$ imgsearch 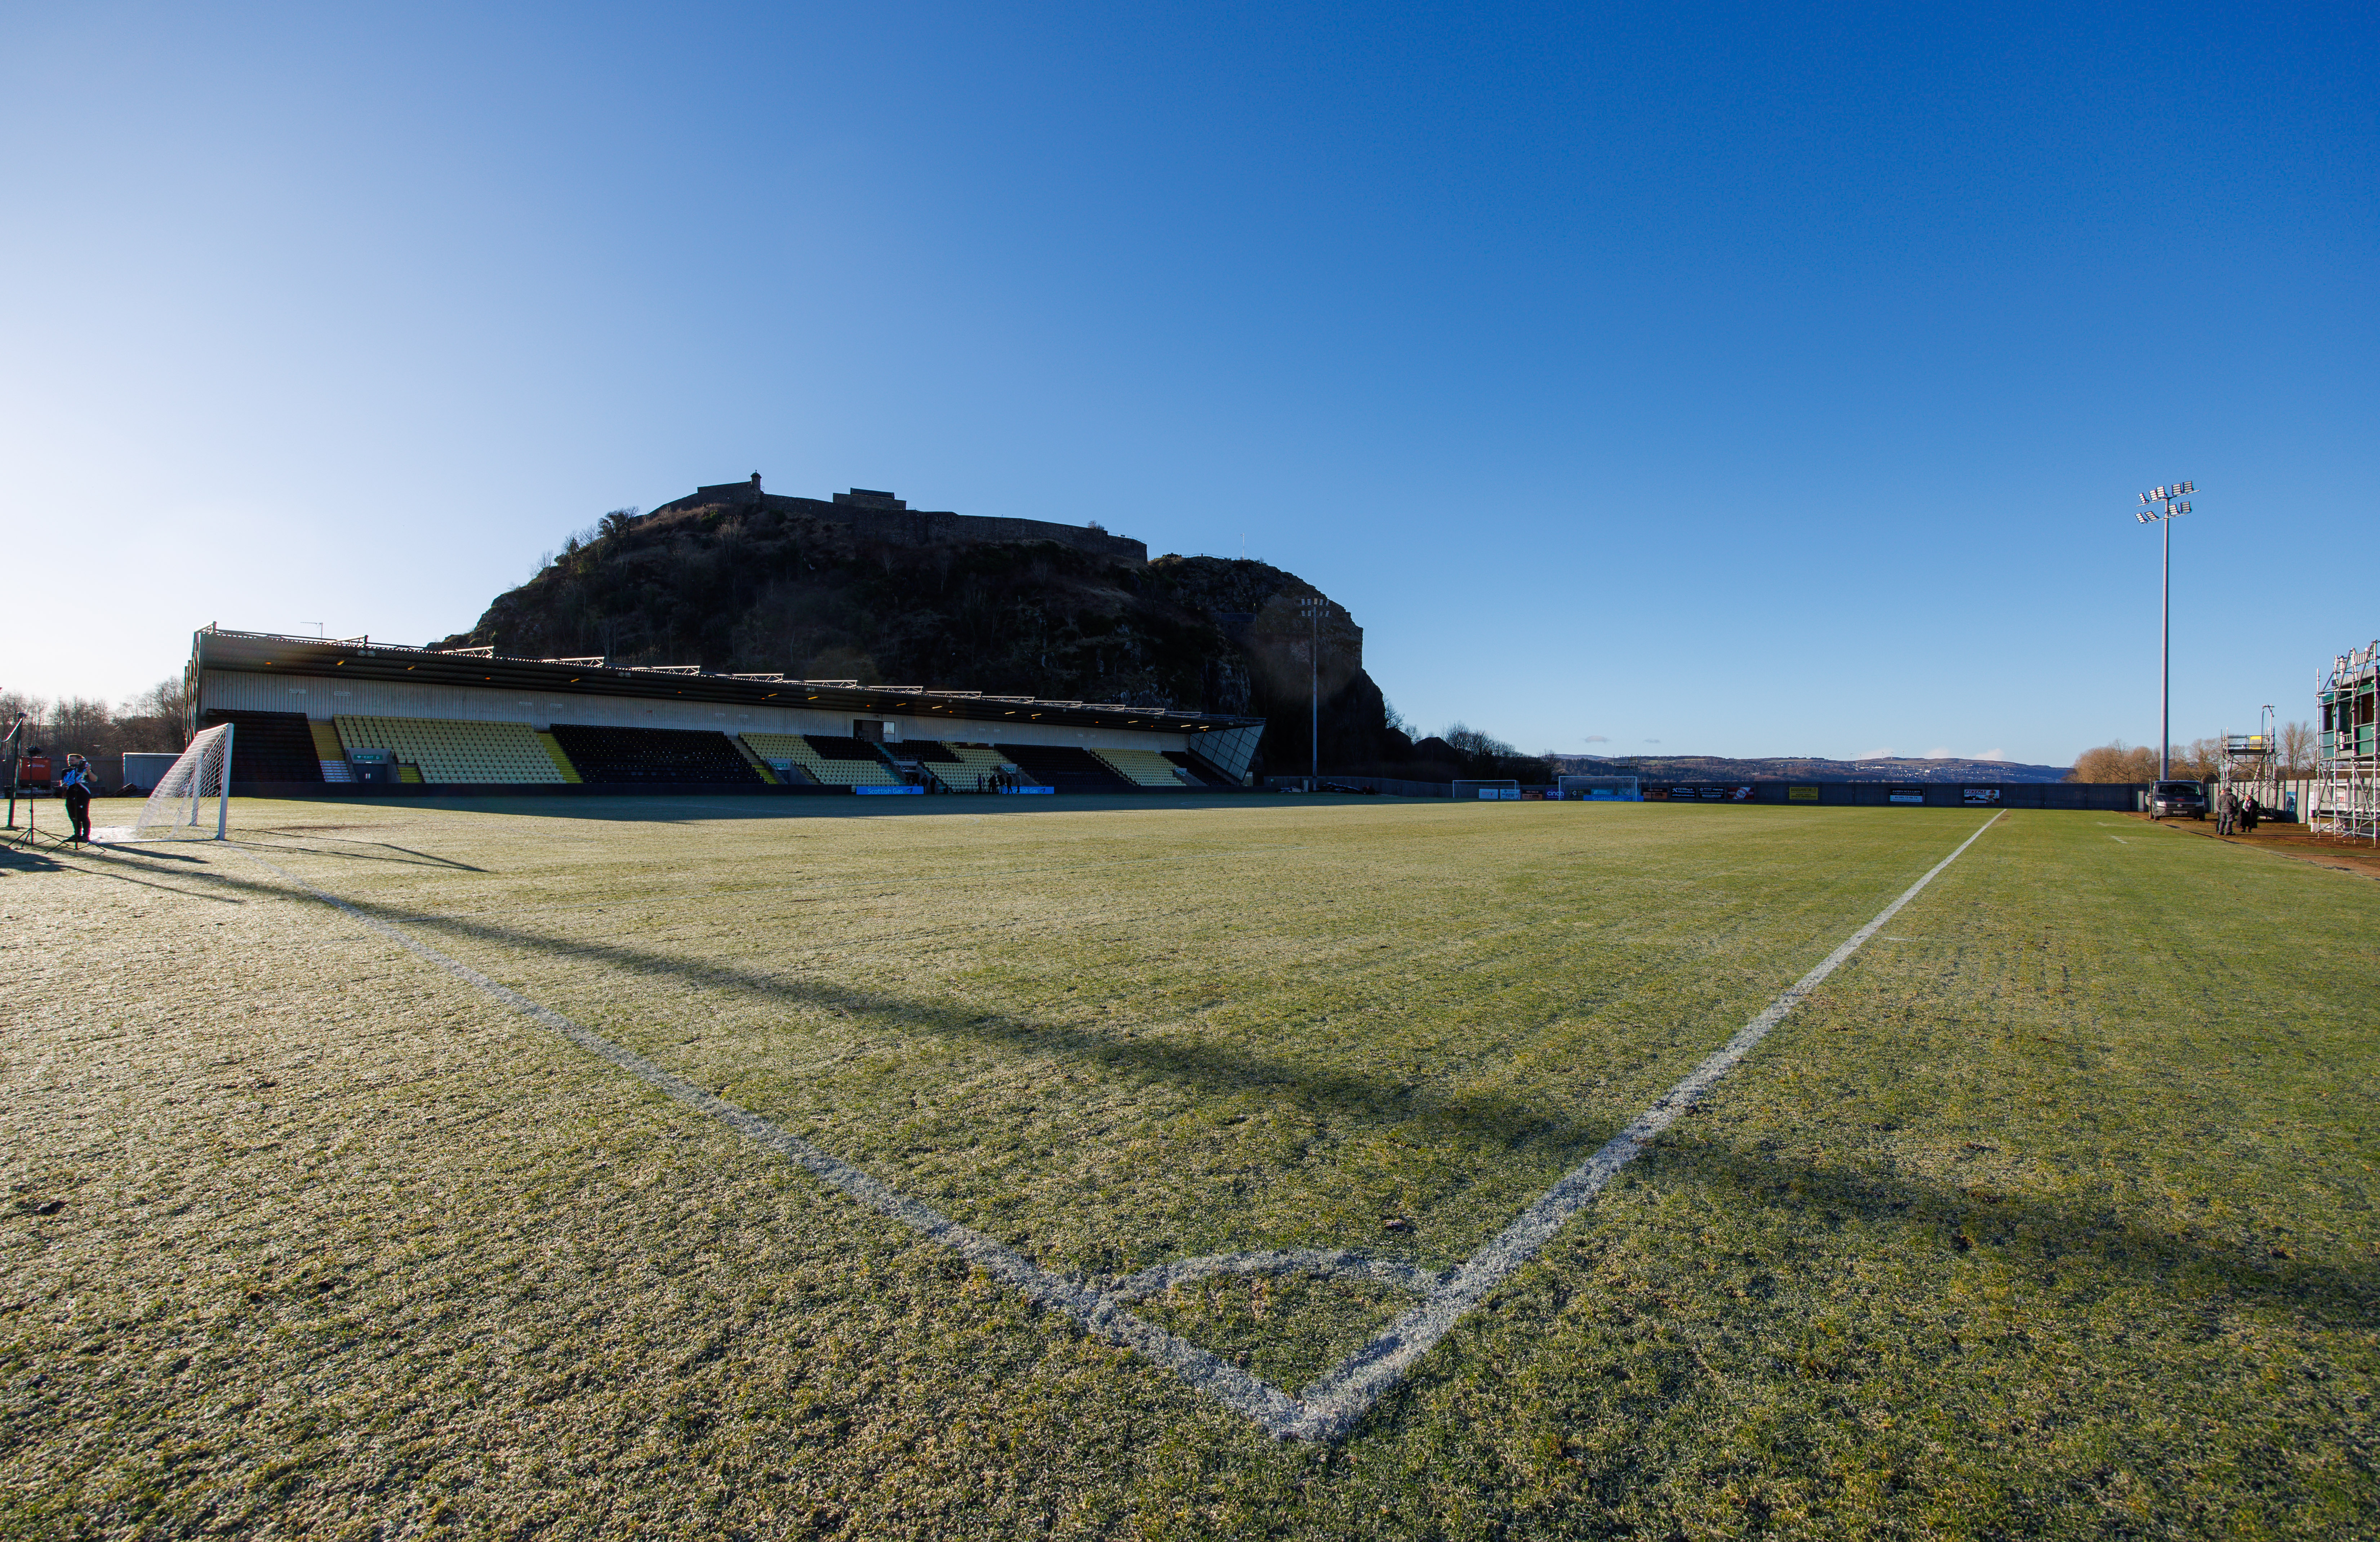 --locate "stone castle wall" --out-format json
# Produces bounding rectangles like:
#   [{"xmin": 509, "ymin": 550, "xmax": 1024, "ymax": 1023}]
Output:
[{"xmin": 651, "ymin": 479, "xmax": 1148, "ymax": 564}]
